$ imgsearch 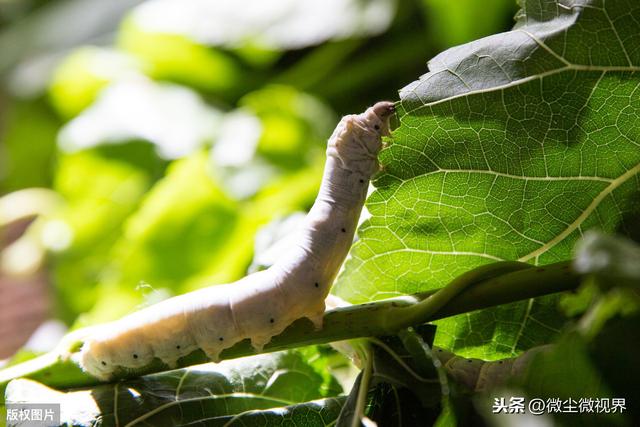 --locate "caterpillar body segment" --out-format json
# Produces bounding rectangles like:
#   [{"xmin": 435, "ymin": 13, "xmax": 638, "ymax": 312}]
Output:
[{"xmin": 80, "ymin": 102, "xmax": 395, "ymax": 380}]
